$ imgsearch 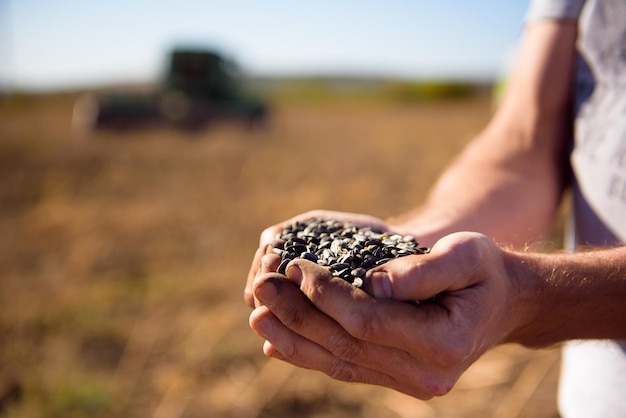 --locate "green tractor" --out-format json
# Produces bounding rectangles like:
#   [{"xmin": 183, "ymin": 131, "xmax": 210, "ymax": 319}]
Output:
[{"xmin": 73, "ymin": 48, "xmax": 268, "ymax": 132}]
